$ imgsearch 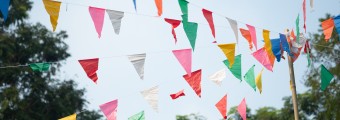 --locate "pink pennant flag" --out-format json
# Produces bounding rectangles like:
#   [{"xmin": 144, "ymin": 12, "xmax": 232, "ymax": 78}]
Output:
[
  {"xmin": 215, "ymin": 94, "xmax": 227, "ymax": 119},
  {"xmin": 164, "ymin": 18, "xmax": 181, "ymax": 44},
  {"xmin": 99, "ymin": 99, "xmax": 118, "ymax": 120},
  {"xmin": 183, "ymin": 69, "xmax": 202, "ymax": 98},
  {"xmin": 246, "ymin": 24, "xmax": 257, "ymax": 50},
  {"xmin": 89, "ymin": 7, "xmax": 105, "ymax": 38},
  {"xmin": 173, "ymin": 49, "xmax": 192, "ymax": 76},
  {"xmin": 237, "ymin": 98, "xmax": 247, "ymax": 120},
  {"xmin": 78, "ymin": 58, "xmax": 99, "ymax": 83},
  {"xmin": 252, "ymin": 48, "xmax": 273, "ymax": 71},
  {"xmin": 170, "ymin": 89, "xmax": 185, "ymax": 100},
  {"xmin": 202, "ymin": 9, "xmax": 216, "ymax": 42}
]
